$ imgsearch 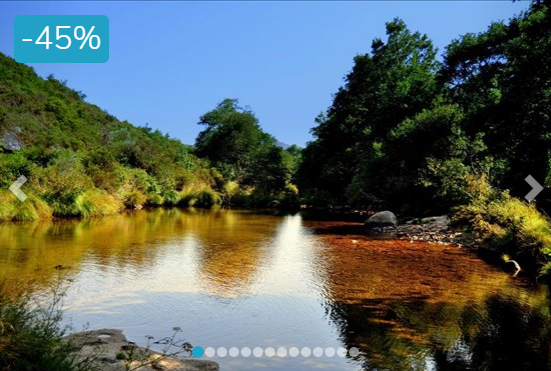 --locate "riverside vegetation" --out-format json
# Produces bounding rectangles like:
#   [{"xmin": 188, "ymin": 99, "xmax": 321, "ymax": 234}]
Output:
[
  {"xmin": 1, "ymin": 2, "xmax": 551, "ymax": 277},
  {"xmin": 298, "ymin": 1, "xmax": 551, "ymax": 277},
  {"xmin": 0, "ymin": 56, "xmax": 301, "ymax": 220}
]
